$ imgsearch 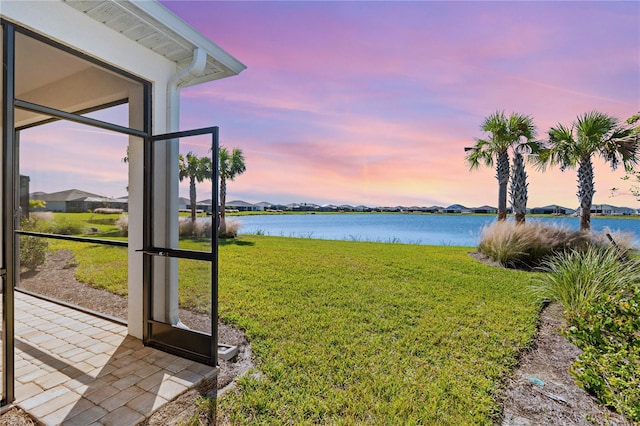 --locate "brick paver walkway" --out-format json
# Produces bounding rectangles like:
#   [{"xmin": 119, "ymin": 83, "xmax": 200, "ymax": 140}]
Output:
[{"xmin": 4, "ymin": 292, "xmax": 217, "ymax": 425}]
